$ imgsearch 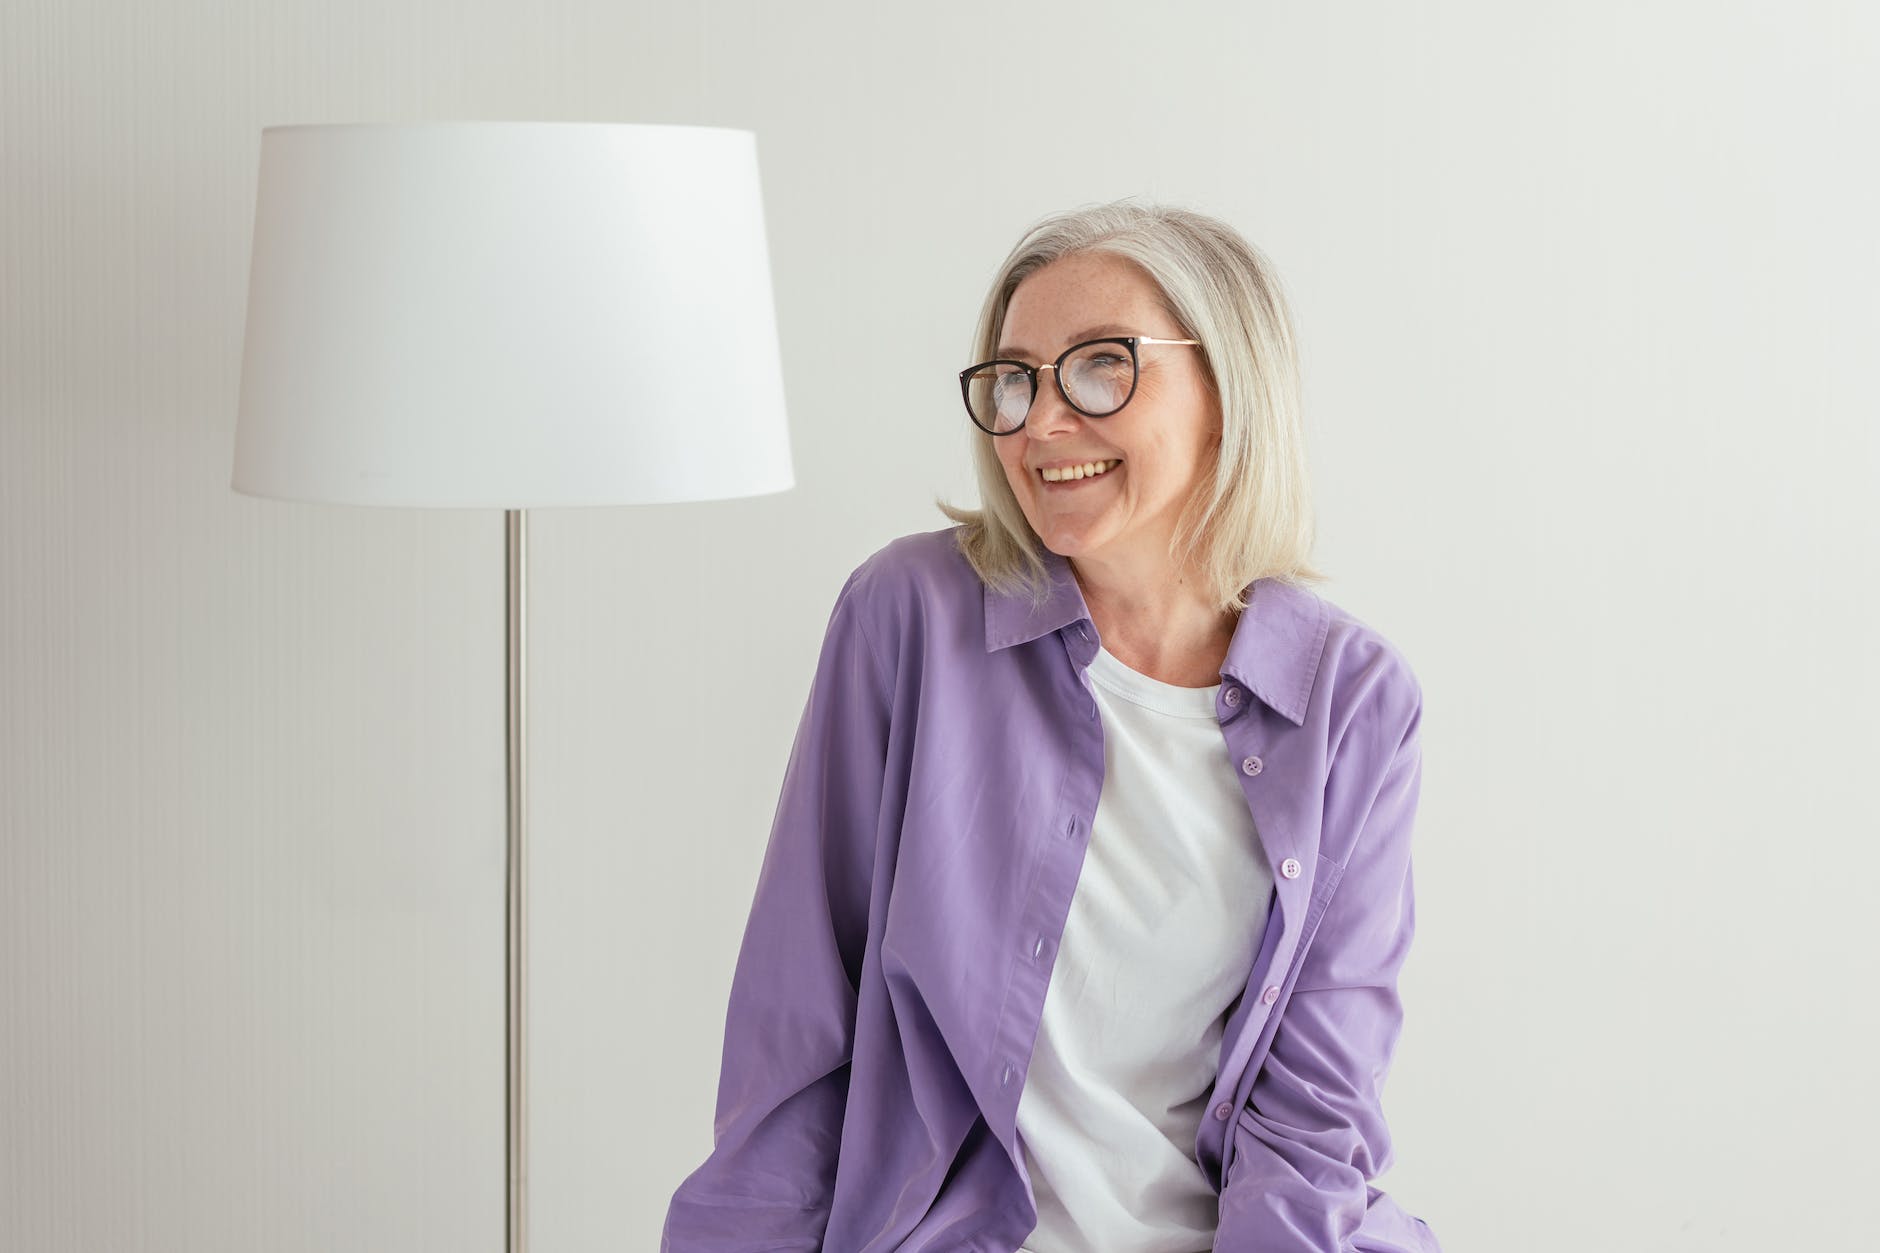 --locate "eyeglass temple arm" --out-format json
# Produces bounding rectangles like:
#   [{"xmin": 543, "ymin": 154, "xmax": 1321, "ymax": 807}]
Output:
[{"xmin": 1031, "ymin": 337, "xmax": 1199, "ymax": 373}]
